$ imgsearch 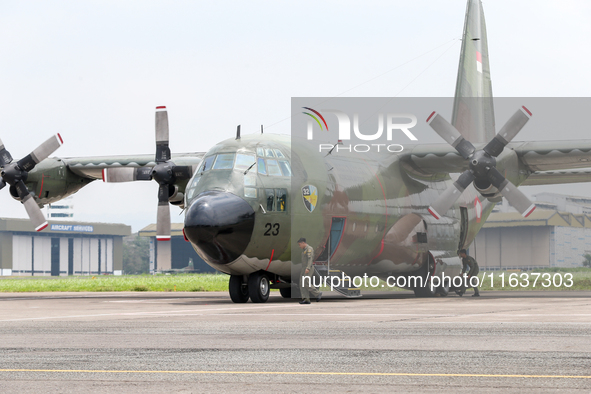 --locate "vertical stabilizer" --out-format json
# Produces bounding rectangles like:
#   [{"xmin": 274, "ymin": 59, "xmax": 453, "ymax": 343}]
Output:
[{"xmin": 451, "ymin": 0, "xmax": 495, "ymax": 143}]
